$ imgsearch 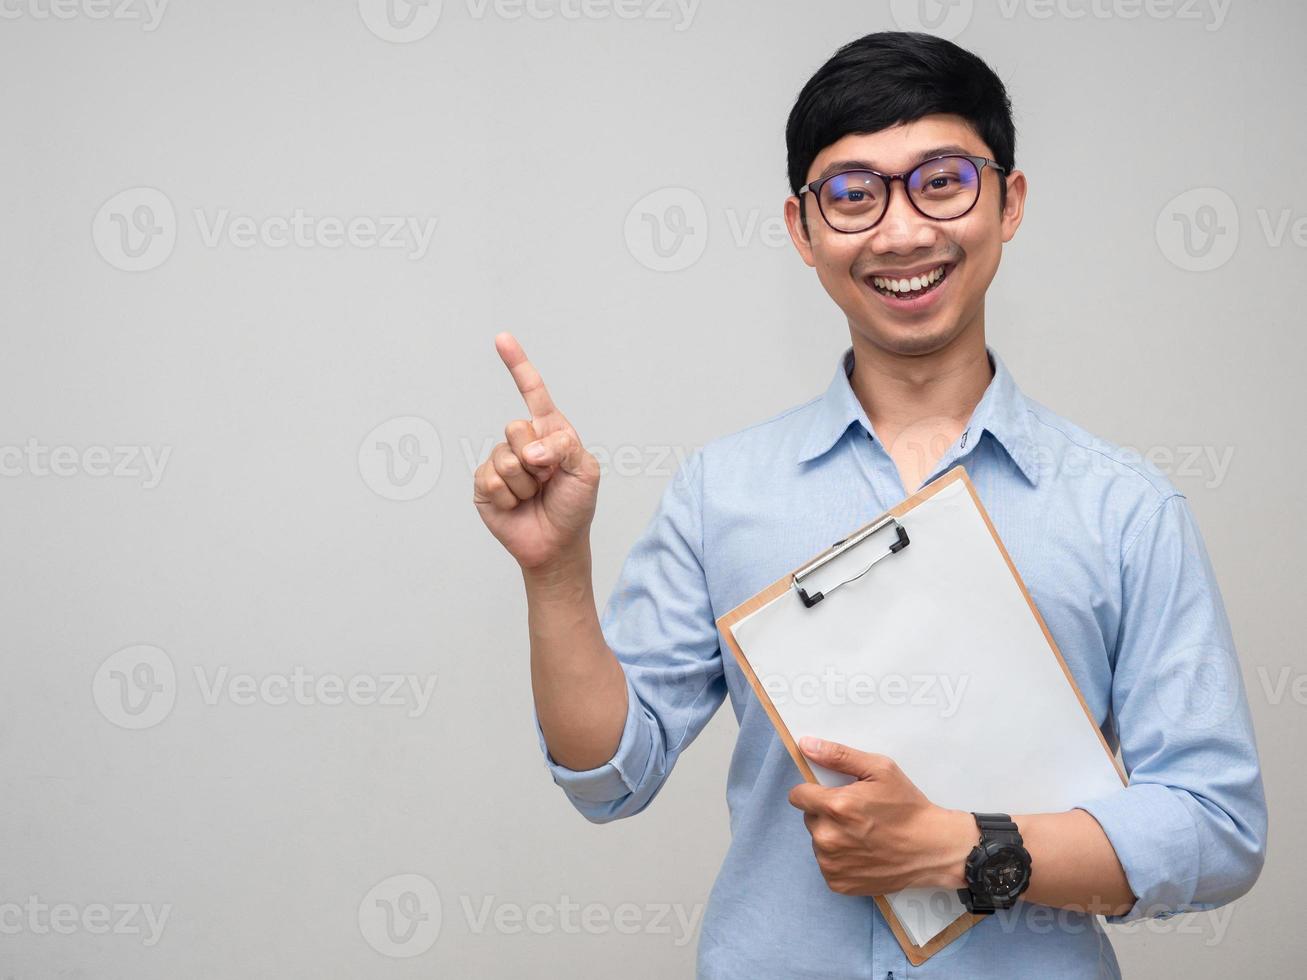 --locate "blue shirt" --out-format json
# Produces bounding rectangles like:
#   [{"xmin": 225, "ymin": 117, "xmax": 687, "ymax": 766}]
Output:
[{"xmin": 532, "ymin": 344, "xmax": 1267, "ymax": 979}]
